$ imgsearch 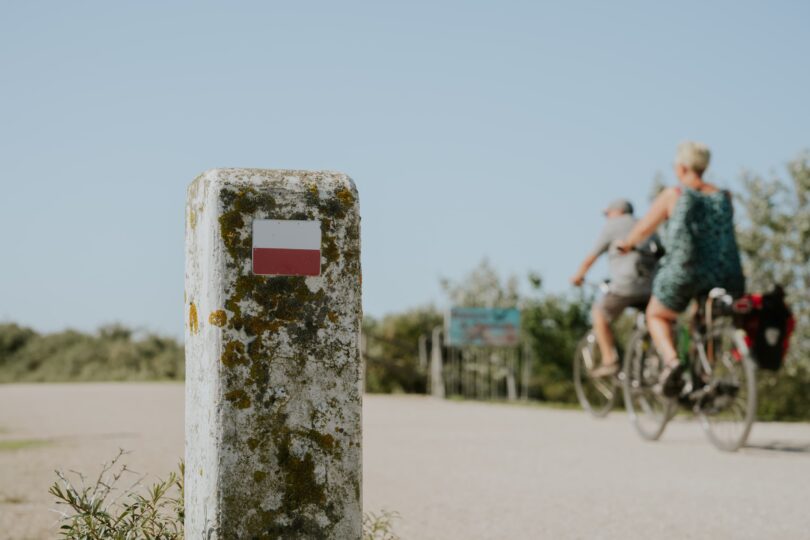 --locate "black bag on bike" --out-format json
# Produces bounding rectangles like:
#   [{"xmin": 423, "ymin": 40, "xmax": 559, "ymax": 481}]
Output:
[
  {"xmin": 634, "ymin": 235, "xmax": 665, "ymax": 278},
  {"xmin": 733, "ymin": 286, "xmax": 795, "ymax": 371}
]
